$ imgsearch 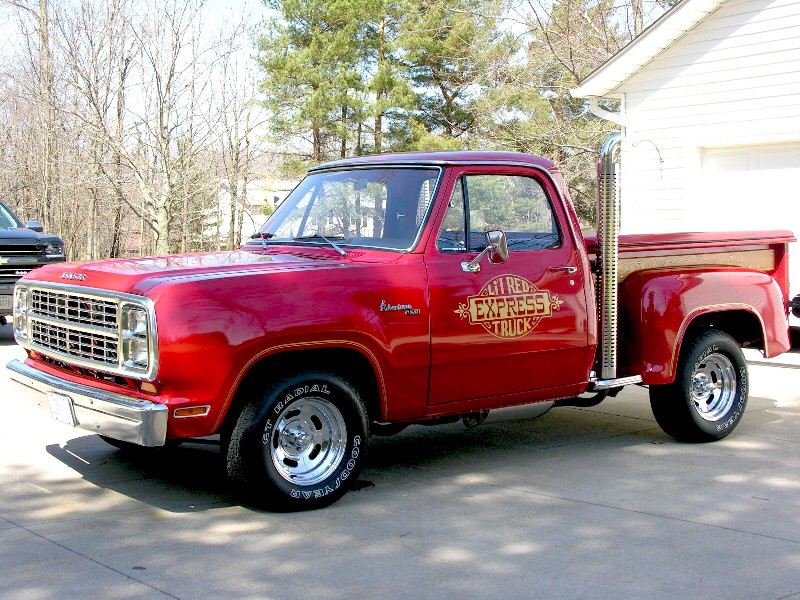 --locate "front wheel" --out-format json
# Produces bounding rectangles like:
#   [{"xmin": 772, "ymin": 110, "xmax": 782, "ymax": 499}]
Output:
[
  {"xmin": 227, "ymin": 371, "xmax": 369, "ymax": 511},
  {"xmin": 649, "ymin": 330, "xmax": 748, "ymax": 442}
]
